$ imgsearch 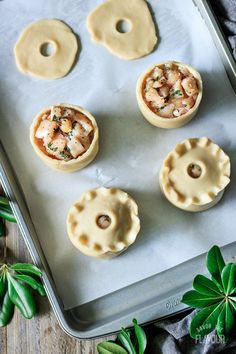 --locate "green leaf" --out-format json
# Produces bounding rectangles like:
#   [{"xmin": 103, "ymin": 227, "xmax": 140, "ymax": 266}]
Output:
[
  {"xmin": 0, "ymin": 276, "xmax": 7, "ymax": 299},
  {"xmin": 11, "ymin": 263, "xmax": 42, "ymax": 277},
  {"xmin": 7, "ymin": 274, "xmax": 36, "ymax": 319},
  {"xmin": 221, "ymin": 263, "xmax": 236, "ymax": 295},
  {"xmin": 193, "ymin": 275, "xmax": 223, "ymax": 296},
  {"xmin": 97, "ymin": 341, "xmax": 128, "ymax": 354},
  {"xmin": 207, "ymin": 246, "xmax": 225, "ymax": 288},
  {"xmin": 0, "ymin": 208, "xmax": 16, "ymax": 223},
  {"xmin": 132, "ymin": 319, "xmax": 147, "ymax": 354},
  {"xmin": 216, "ymin": 301, "xmax": 234, "ymax": 338},
  {"xmin": 0, "ymin": 218, "xmax": 5, "ymax": 237},
  {"xmin": 118, "ymin": 329, "xmax": 136, "ymax": 354},
  {"xmin": 0, "ymin": 291, "xmax": 14, "ymax": 327},
  {"xmin": 190, "ymin": 301, "xmax": 224, "ymax": 339},
  {"xmin": 0, "ymin": 197, "xmax": 10, "ymax": 207},
  {"xmin": 14, "ymin": 274, "xmax": 46, "ymax": 296},
  {"xmin": 181, "ymin": 290, "xmax": 222, "ymax": 308}
]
